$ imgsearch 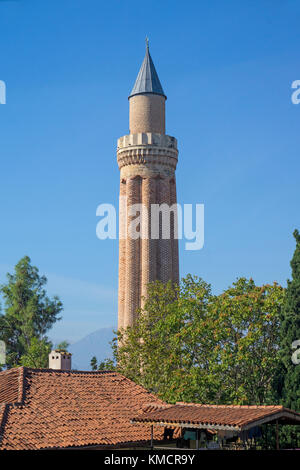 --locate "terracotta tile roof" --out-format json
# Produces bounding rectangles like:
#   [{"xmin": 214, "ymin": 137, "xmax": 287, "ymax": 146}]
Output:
[
  {"xmin": 132, "ymin": 403, "xmax": 300, "ymax": 431},
  {"xmin": 0, "ymin": 368, "xmax": 24, "ymax": 404},
  {"xmin": 0, "ymin": 367, "xmax": 164, "ymax": 450}
]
